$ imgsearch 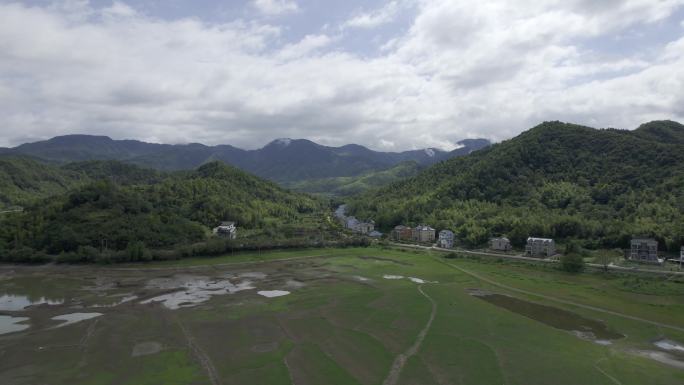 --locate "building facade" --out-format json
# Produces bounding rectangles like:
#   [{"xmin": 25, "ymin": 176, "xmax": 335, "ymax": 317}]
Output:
[
  {"xmin": 490, "ymin": 237, "xmax": 512, "ymax": 252},
  {"xmin": 391, "ymin": 225, "xmax": 413, "ymax": 241},
  {"xmin": 345, "ymin": 217, "xmax": 375, "ymax": 234},
  {"xmin": 356, "ymin": 221, "xmax": 375, "ymax": 234},
  {"xmin": 213, "ymin": 221, "xmax": 237, "ymax": 239},
  {"xmin": 438, "ymin": 230, "xmax": 455, "ymax": 249},
  {"xmin": 629, "ymin": 238, "xmax": 659, "ymax": 263},
  {"xmin": 525, "ymin": 237, "xmax": 555, "ymax": 258},
  {"xmin": 412, "ymin": 225, "xmax": 436, "ymax": 243}
]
